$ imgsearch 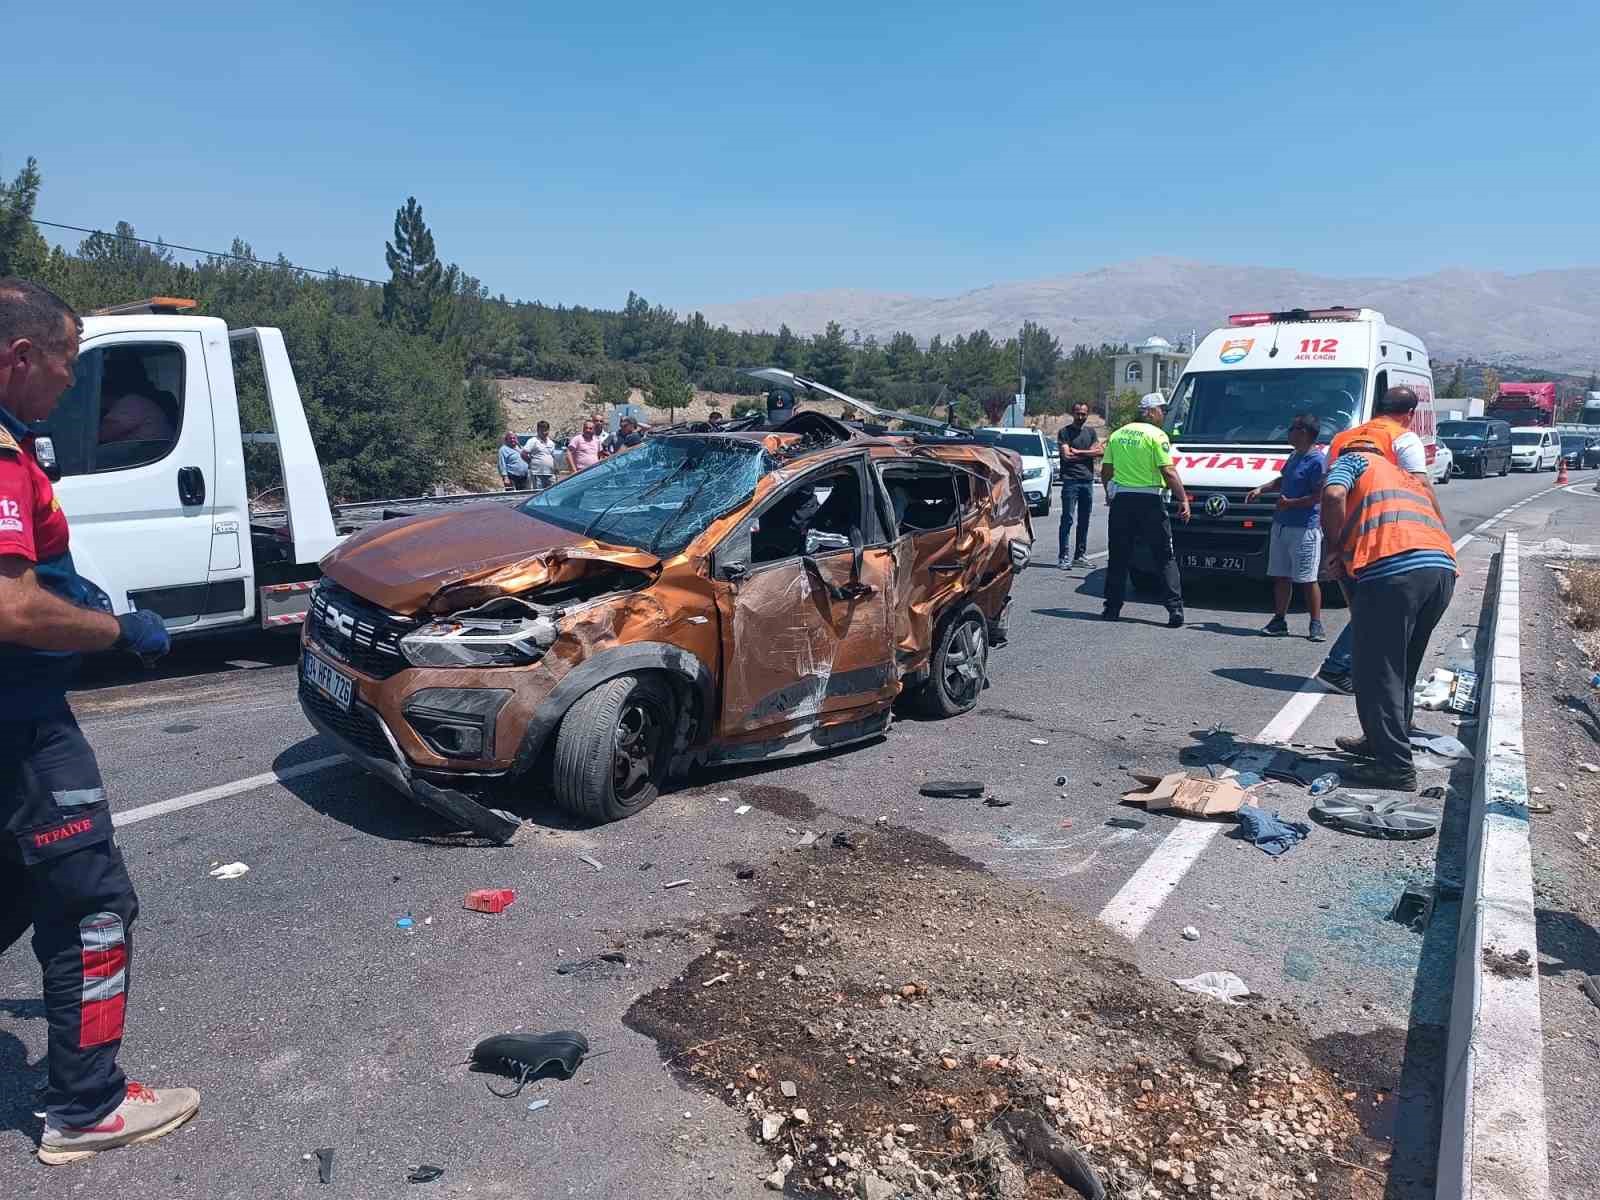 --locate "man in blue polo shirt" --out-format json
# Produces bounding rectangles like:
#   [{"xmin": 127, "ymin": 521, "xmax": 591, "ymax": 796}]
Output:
[{"xmin": 1246, "ymin": 412, "xmax": 1327, "ymax": 641}]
